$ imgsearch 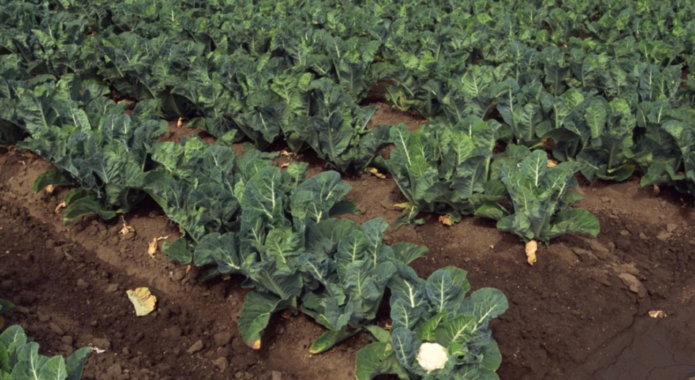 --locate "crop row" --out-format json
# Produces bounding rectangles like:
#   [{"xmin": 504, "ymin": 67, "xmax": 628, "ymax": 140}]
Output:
[{"xmin": 1, "ymin": 74, "xmax": 507, "ymax": 379}]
